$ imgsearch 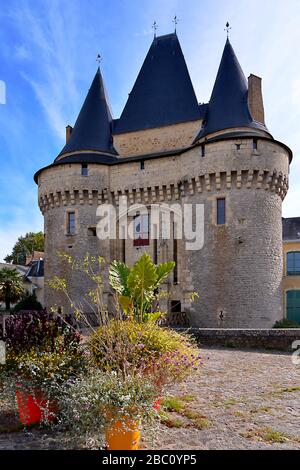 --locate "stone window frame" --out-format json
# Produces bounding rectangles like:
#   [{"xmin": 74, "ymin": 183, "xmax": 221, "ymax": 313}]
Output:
[{"xmin": 65, "ymin": 208, "xmax": 78, "ymax": 236}]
